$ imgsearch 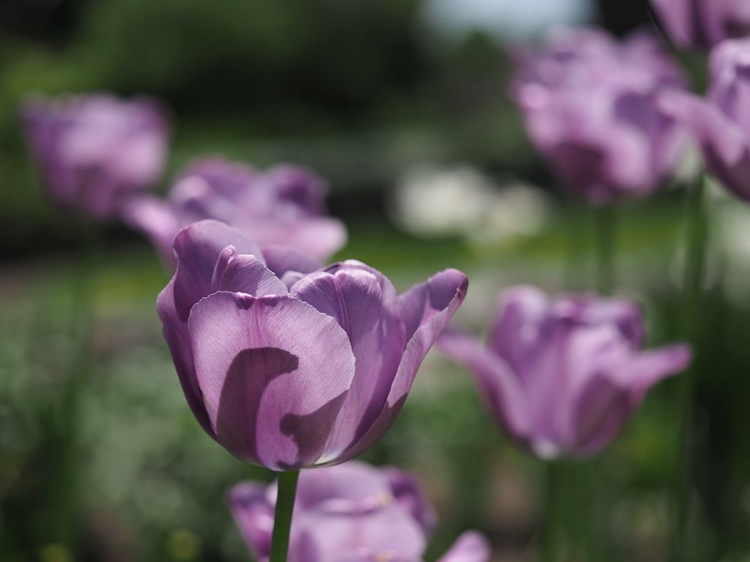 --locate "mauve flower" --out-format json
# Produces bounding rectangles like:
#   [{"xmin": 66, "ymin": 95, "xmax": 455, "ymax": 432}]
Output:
[
  {"xmin": 657, "ymin": 39, "xmax": 750, "ymax": 200},
  {"xmin": 228, "ymin": 461, "xmax": 490, "ymax": 562},
  {"xmin": 21, "ymin": 93, "xmax": 169, "ymax": 219},
  {"xmin": 156, "ymin": 220, "xmax": 468, "ymax": 470},
  {"xmin": 649, "ymin": 0, "xmax": 750, "ymax": 49},
  {"xmin": 511, "ymin": 28, "xmax": 688, "ymax": 205},
  {"xmin": 439, "ymin": 286, "xmax": 691, "ymax": 458},
  {"xmin": 125, "ymin": 157, "xmax": 347, "ymax": 264}
]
